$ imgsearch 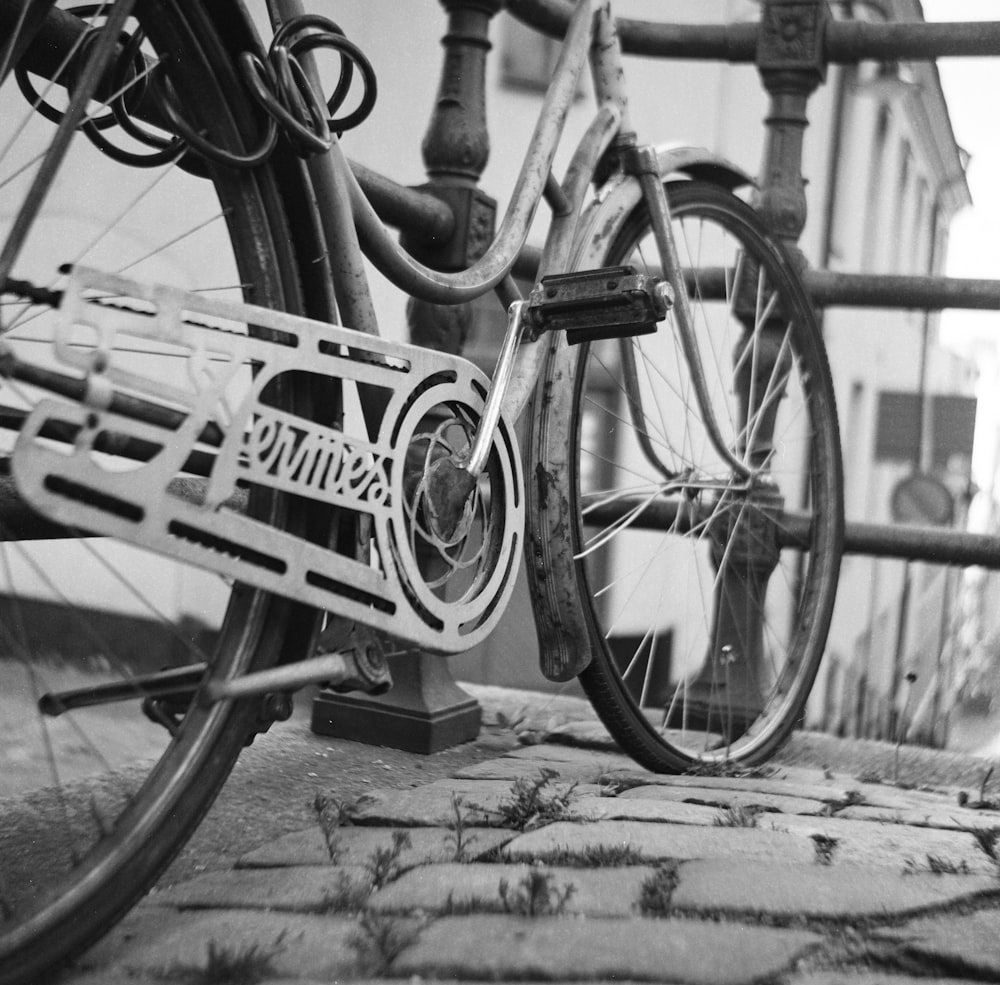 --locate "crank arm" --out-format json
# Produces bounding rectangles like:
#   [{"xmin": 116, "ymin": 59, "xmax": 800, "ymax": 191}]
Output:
[
  {"xmin": 466, "ymin": 286, "xmax": 527, "ymax": 479},
  {"xmin": 424, "ymin": 287, "xmax": 526, "ymax": 539},
  {"xmin": 204, "ymin": 646, "xmax": 392, "ymax": 703}
]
